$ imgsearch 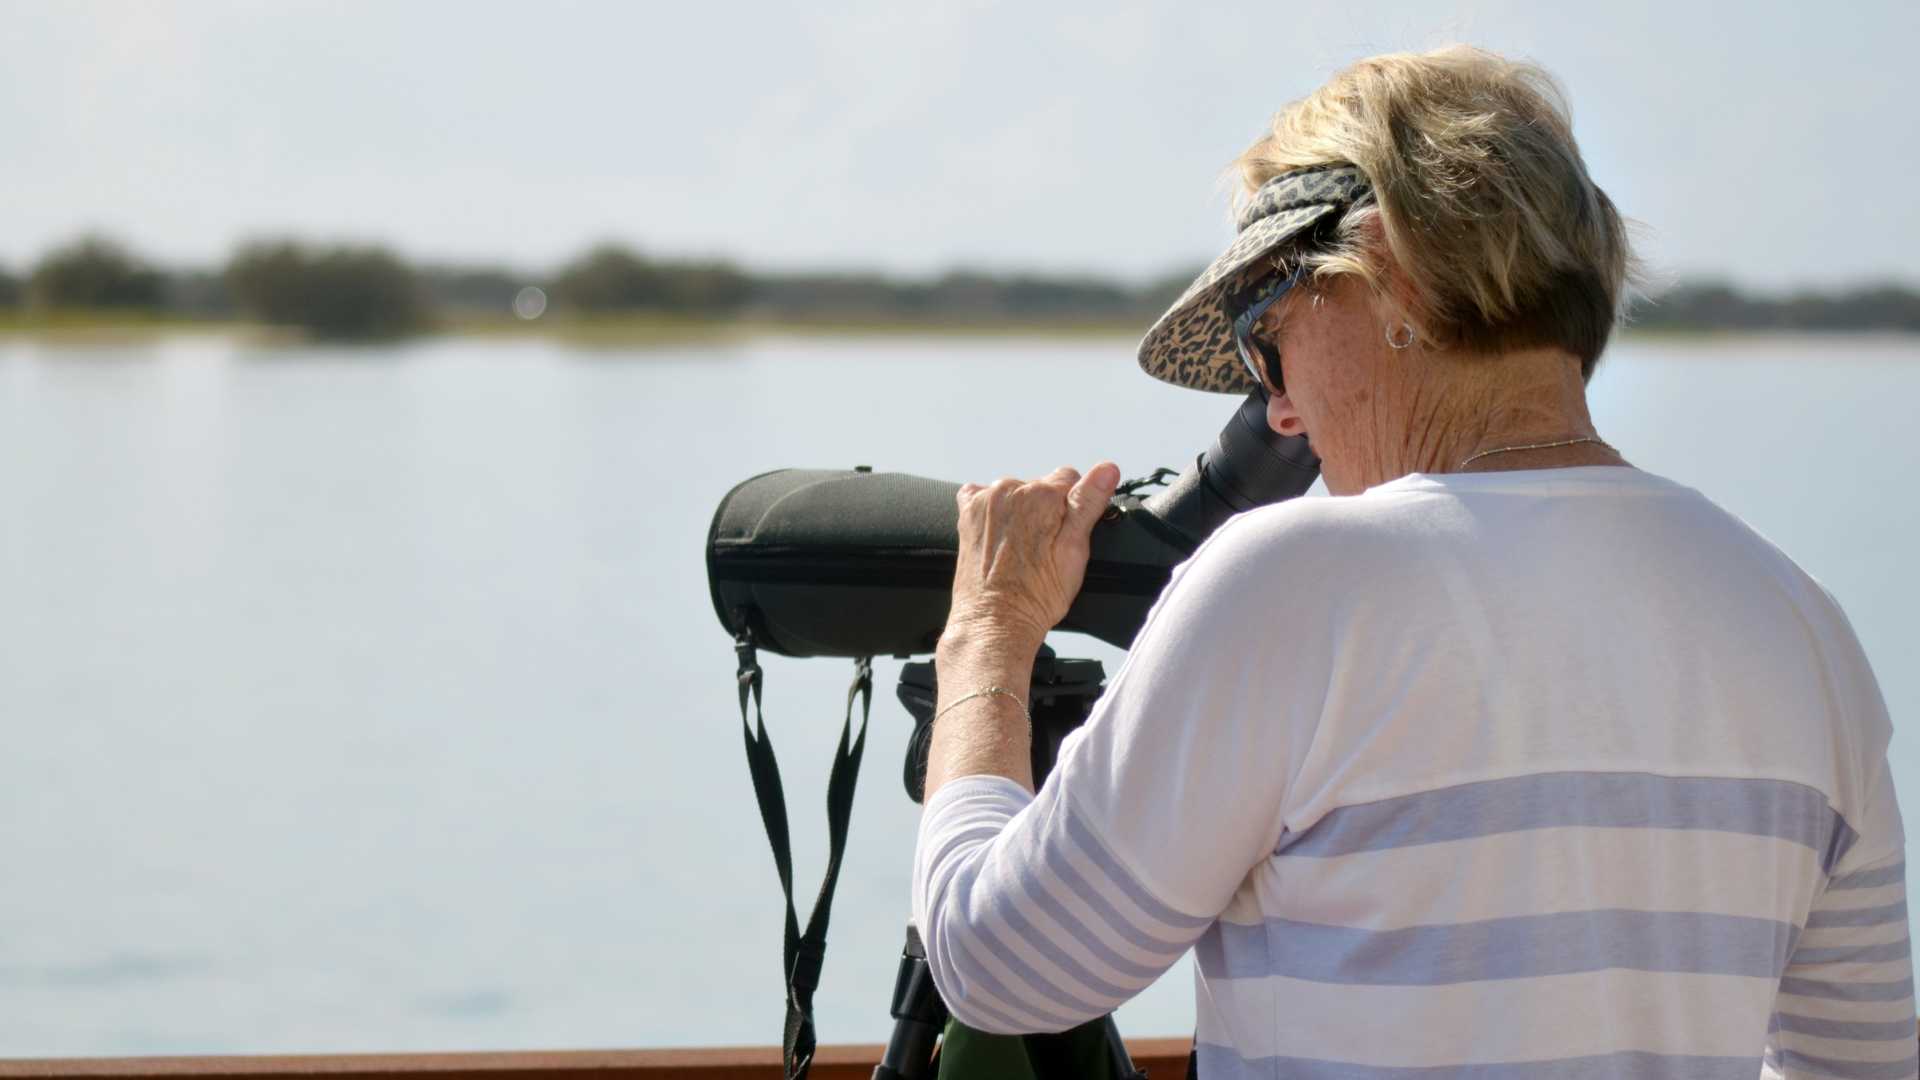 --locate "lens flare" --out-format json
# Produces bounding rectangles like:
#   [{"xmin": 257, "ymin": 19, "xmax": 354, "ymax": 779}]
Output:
[{"xmin": 513, "ymin": 286, "xmax": 548, "ymax": 321}]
